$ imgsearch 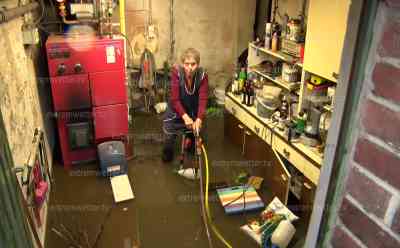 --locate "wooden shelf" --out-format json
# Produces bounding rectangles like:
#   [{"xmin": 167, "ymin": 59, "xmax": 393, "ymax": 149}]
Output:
[
  {"xmin": 250, "ymin": 67, "xmax": 301, "ymax": 93},
  {"xmin": 250, "ymin": 42, "xmax": 303, "ymax": 68}
]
